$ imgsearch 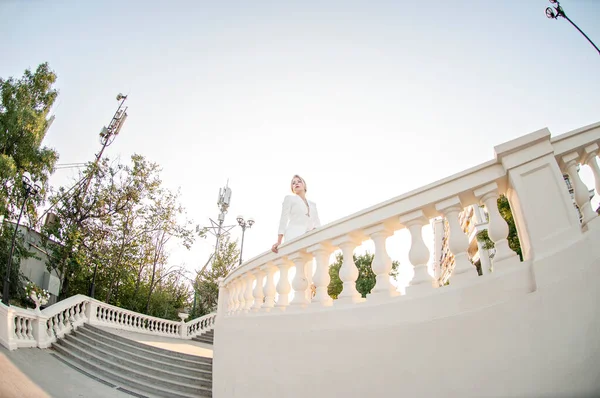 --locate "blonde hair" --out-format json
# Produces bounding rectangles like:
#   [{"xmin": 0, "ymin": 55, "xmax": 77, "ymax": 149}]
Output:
[{"xmin": 290, "ymin": 174, "xmax": 307, "ymax": 193}]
